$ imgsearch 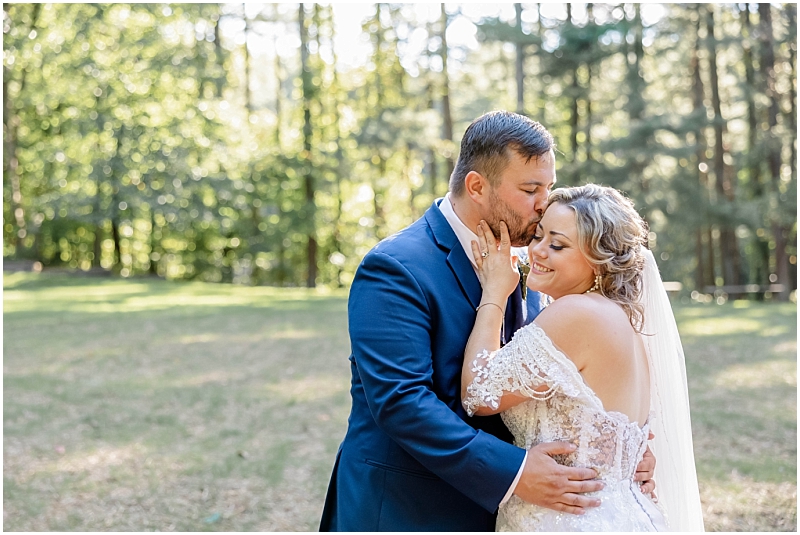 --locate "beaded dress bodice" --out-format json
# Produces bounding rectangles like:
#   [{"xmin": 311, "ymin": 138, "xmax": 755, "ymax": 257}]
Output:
[{"xmin": 463, "ymin": 322, "xmax": 667, "ymax": 532}]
